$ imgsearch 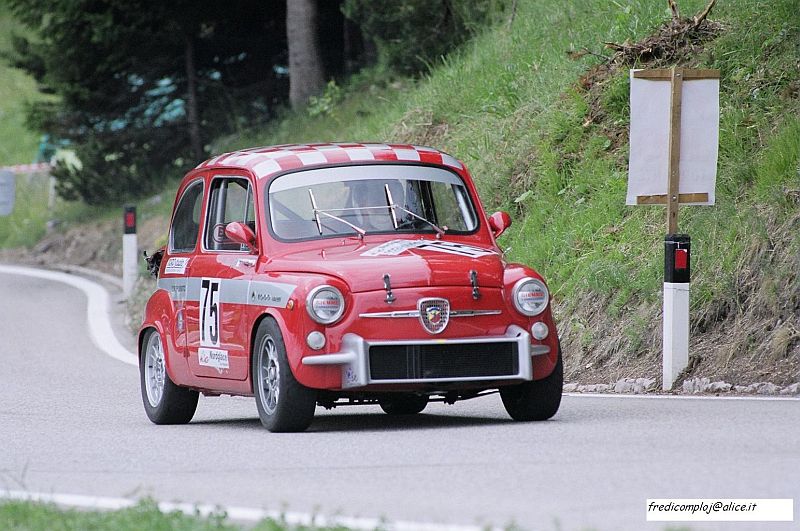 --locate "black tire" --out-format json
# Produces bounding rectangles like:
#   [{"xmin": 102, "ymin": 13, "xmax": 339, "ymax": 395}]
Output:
[
  {"xmin": 140, "ymin": 329, "xmax": 199, "ymax": 424},
  {"xmin": 379, "ymin": 393, "xmax": 429, "ymax": 415},
  {"xmin": 500, "ymin": 349, "xmax": 563, "ymax": 421},
  {"xmin": 252, "ymin": 318, "xmax": 317, "ymax": 432}
]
